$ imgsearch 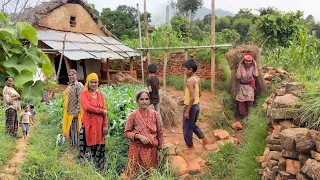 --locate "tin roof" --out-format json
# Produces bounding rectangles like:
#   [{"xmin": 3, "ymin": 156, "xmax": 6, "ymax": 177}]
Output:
[{"xmin": 37, "ymin": 29, "xmax": 139, "ymax": 60}]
